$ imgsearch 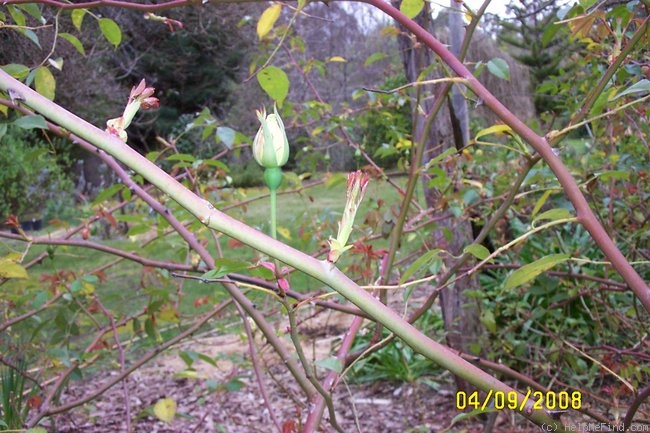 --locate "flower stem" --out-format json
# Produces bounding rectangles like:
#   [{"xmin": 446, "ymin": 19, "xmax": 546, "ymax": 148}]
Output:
[
  {"xmin": 263, "ymin": 167, "xmax": 282, "ymax": 240},
  {"xmin": 270, "ymin": 187, "xmax": 277, "ymax": 240}
]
